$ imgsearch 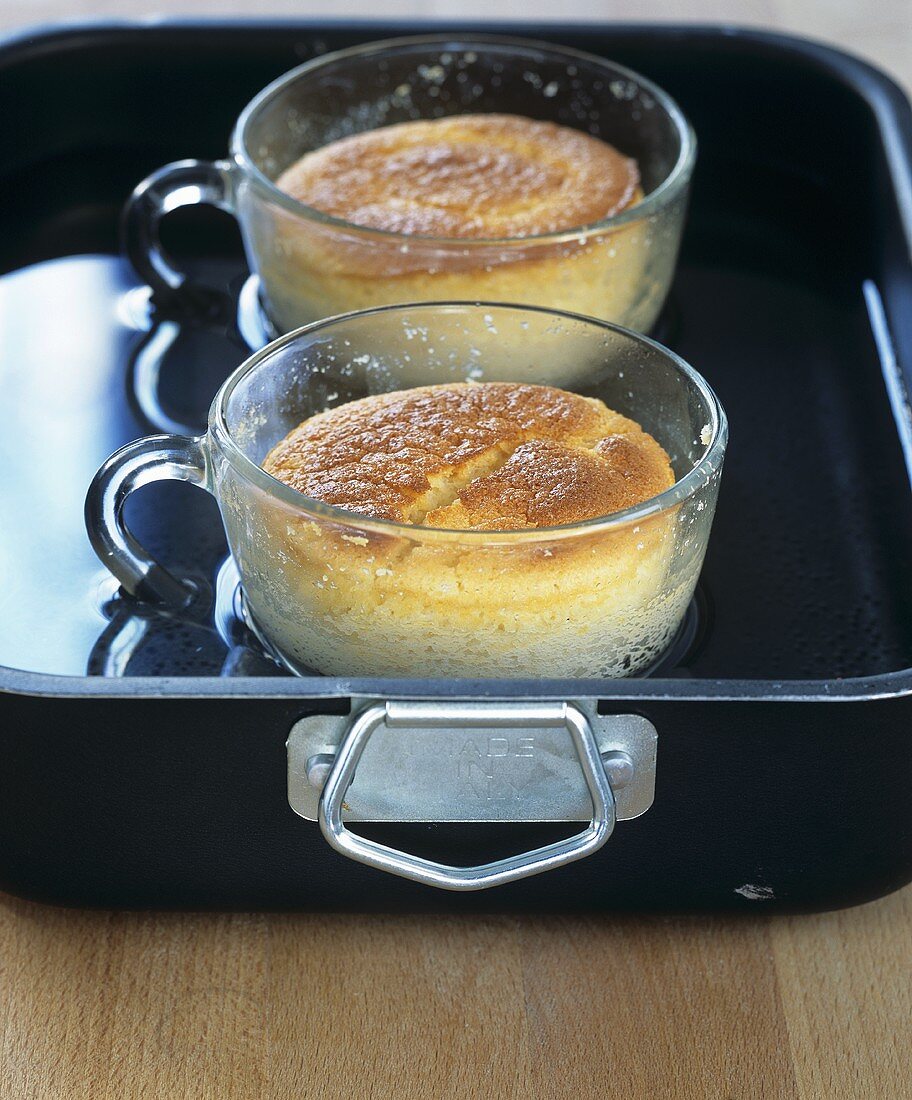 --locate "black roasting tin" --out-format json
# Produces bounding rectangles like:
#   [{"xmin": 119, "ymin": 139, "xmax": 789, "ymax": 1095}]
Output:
[{"xmin": 1, "ymin": 21, "xmax": 911, "ymax": 910}]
